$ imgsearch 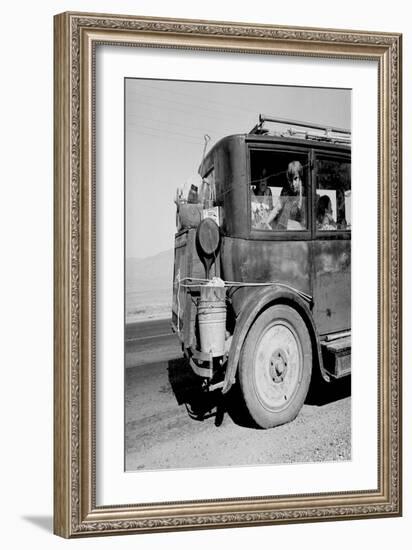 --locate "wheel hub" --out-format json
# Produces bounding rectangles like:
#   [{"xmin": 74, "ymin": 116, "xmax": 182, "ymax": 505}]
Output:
[
  {"xmin": 253, "ymin": 322, "xmax": 302, "ymax": 411},
  {"xmin": 269, "ymin": 348, "xmax": 288, "ymax": 383}
]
